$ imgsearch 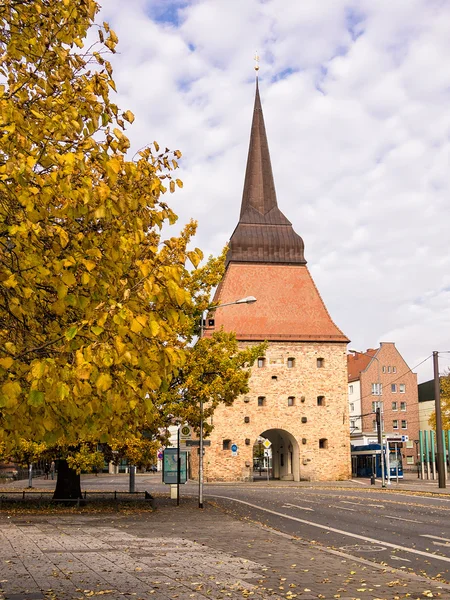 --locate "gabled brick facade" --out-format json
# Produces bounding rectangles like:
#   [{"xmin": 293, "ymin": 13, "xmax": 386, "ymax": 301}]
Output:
[{"xmin": 348, "ymin": 343, "xmax": 420, "ymax": 468}]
